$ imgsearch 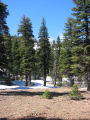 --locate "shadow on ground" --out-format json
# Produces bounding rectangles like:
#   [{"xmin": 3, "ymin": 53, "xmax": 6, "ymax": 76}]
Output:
[
  {"xmin": 0, "ymin": 117, "xmax": 90, "ymax": 120},
  {"xmin": 19, "ymin": 117, "xmax": 90, "ymax": 120},
  {"xmin": 0, "ymin": 90, "xmax": 86, "ymax": 97},
  {"xmin": 0, "ymin": 90, "xmax": 70, "ymax": 97}
]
